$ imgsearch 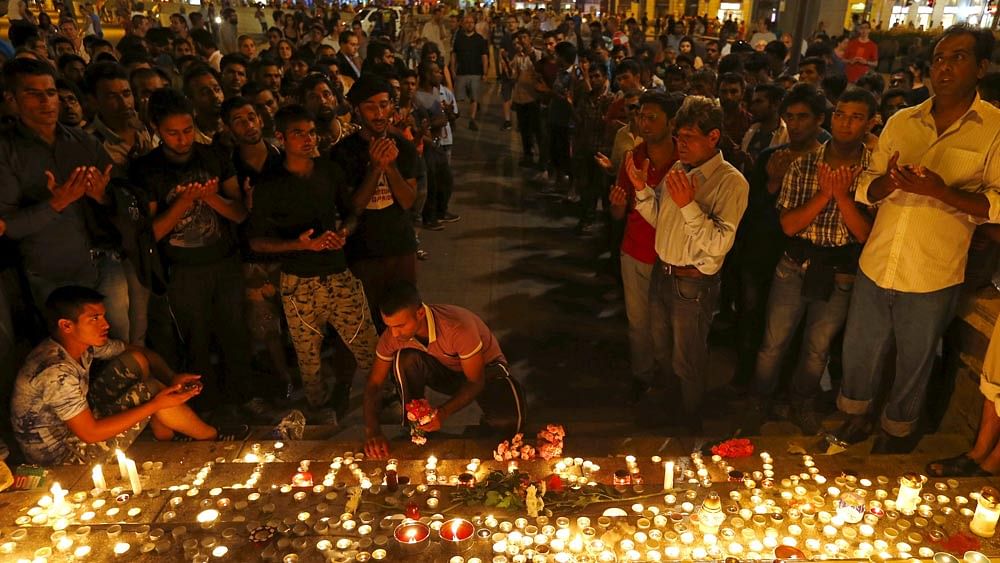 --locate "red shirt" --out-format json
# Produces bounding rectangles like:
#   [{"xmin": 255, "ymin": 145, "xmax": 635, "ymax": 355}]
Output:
[
  {"xmin": 844, "ymin": 39, "xmax": 878, "ymax": 83},
  {"xmin": 617, "ymin": 141, "xmax": 678, "ymax": 264}
]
